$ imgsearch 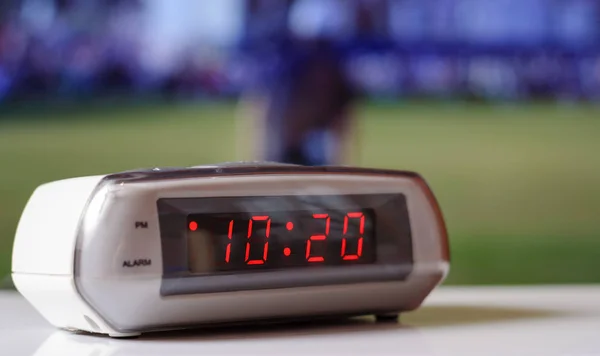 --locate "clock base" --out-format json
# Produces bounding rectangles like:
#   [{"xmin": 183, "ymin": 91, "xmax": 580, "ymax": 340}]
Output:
[{"xmin": 375, "ymin": 313, "xmax": 399, "ymax": 323}]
